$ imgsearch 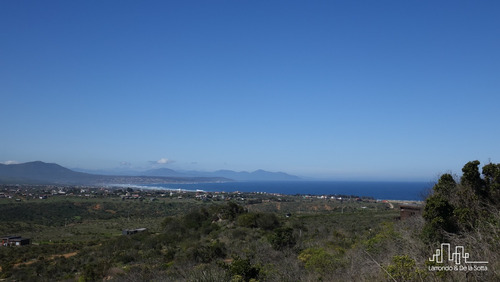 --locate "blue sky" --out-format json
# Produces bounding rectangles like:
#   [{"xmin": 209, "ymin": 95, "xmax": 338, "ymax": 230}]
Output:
[{"xmin": 1, "ymin": 1, "xmax": 499, "ymax": 180}]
